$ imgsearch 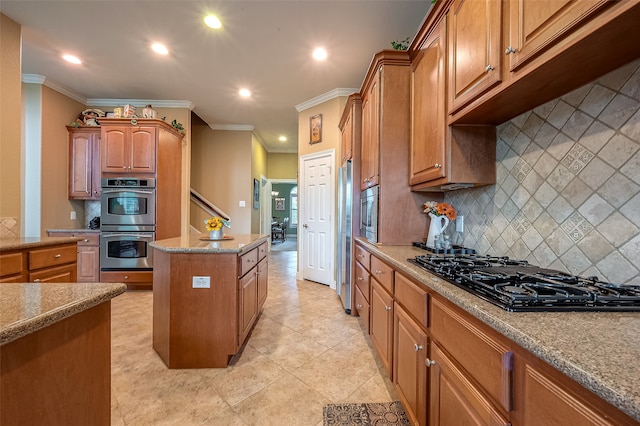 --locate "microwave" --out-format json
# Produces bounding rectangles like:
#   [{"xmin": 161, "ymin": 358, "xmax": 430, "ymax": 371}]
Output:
[{"xmin": 360, "ymin": 185, "xmax": 379, "ymax": 243}]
